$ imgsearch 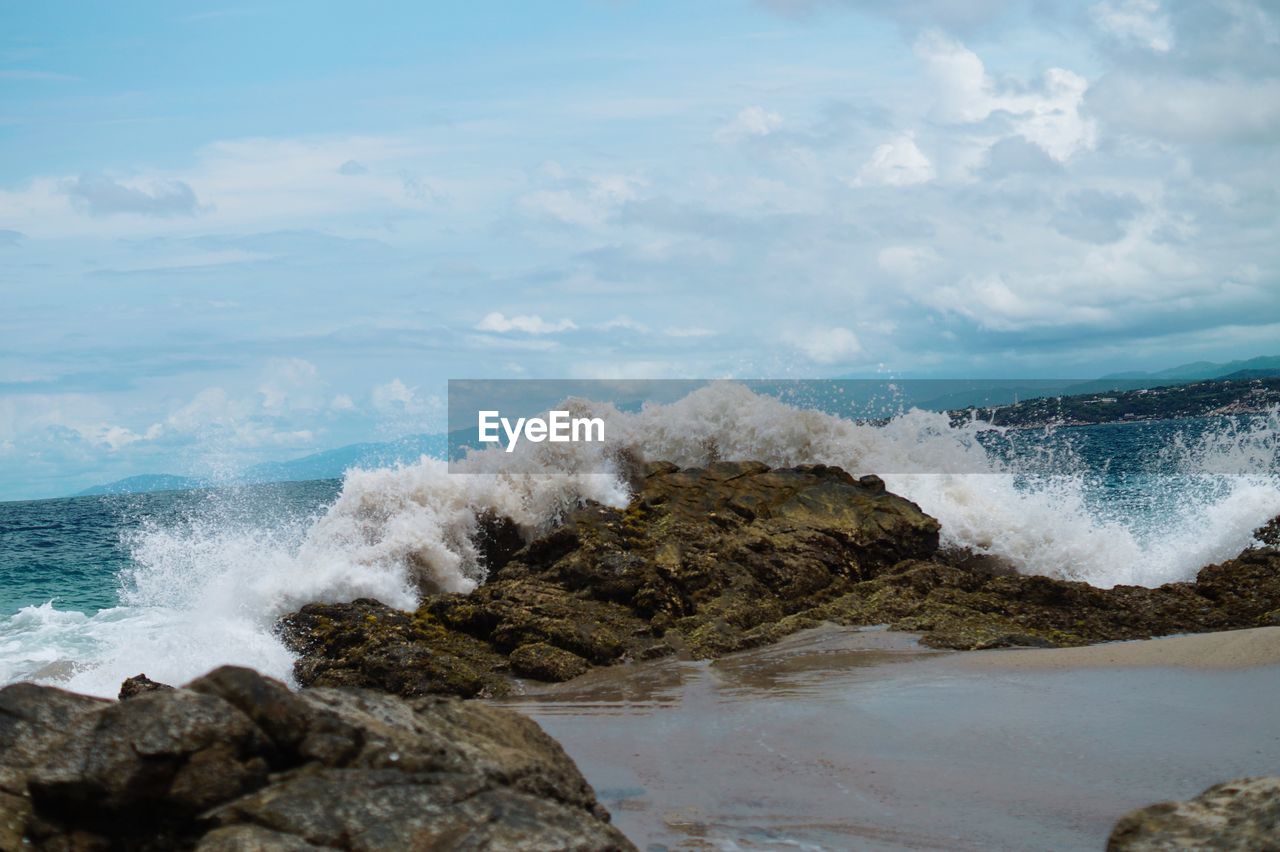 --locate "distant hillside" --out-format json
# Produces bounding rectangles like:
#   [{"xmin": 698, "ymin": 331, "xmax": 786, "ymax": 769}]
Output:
[
  {"xmin": 955, "ymin": 377, "xmax": 1280, "ymax": 428},
  {"xmin": 1064, "ymin": 356, "xmax": 1280, "ymax": 395},
  {"xmin": 828, "ymin": 357, "xmax": 1280, "ymax": 411},
  {"xmin": 240, "ymin": 433, "xmax": 447, "ymax": 484},
  {"xmin": 75, "ymin": 433, "xmax": 447, "ymax": 497},
  {"xmin": 76, "ymin": 474, "xmax": 205, "ymax": 497}
]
